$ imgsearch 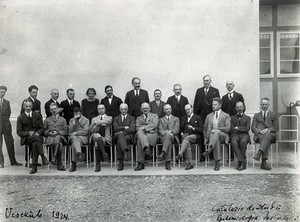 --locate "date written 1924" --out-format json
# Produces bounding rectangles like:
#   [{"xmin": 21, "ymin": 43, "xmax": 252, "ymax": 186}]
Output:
[{"xmin": 52, "ymin": 211, "xmax": 69, "ymax": 220}]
